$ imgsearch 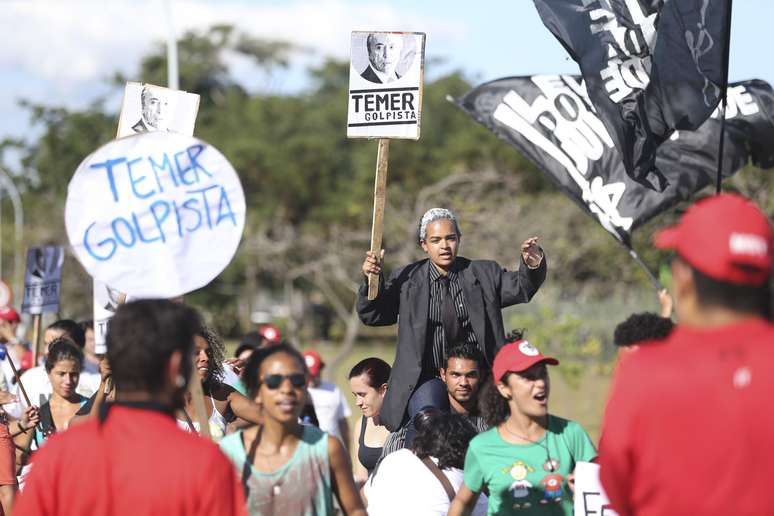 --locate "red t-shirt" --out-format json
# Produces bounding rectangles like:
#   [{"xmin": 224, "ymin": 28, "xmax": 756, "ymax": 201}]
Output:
[
  {"xmin": 14, "ymin": 404, "xmax": 247, "ymax": 516},
  {"xmin": 600, "ymin": 318, "xmax": 774, "ymax": 516}
]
